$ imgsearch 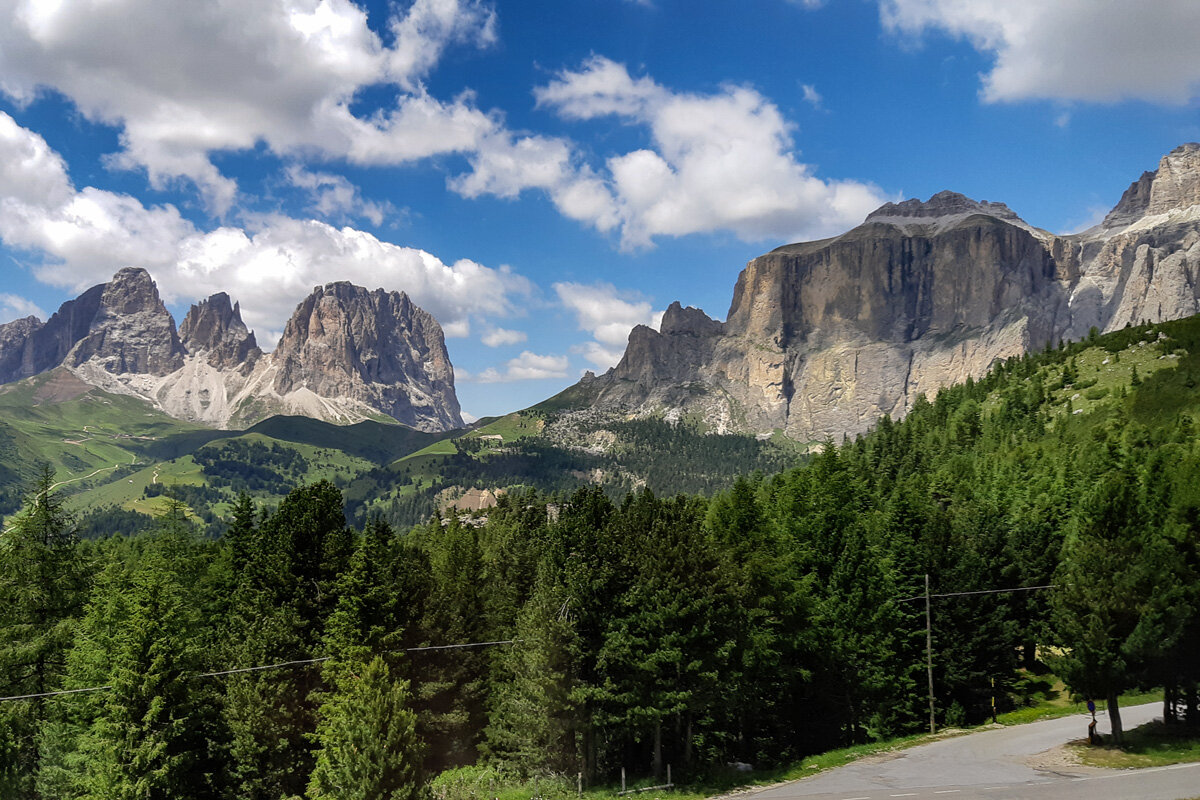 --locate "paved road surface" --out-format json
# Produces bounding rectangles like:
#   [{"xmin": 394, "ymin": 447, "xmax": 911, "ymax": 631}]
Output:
[{"xmin": 748, "ymin": 703, "xmax": 1199, "ymax": 800}]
